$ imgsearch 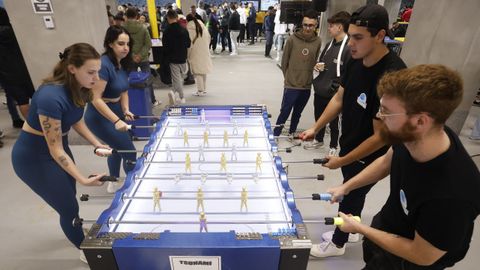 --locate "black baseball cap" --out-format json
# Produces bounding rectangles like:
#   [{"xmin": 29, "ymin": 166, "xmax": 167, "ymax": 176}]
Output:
[{"xmin": 350, "ymin": 4, "xmax": 394, "ymax": 39}]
